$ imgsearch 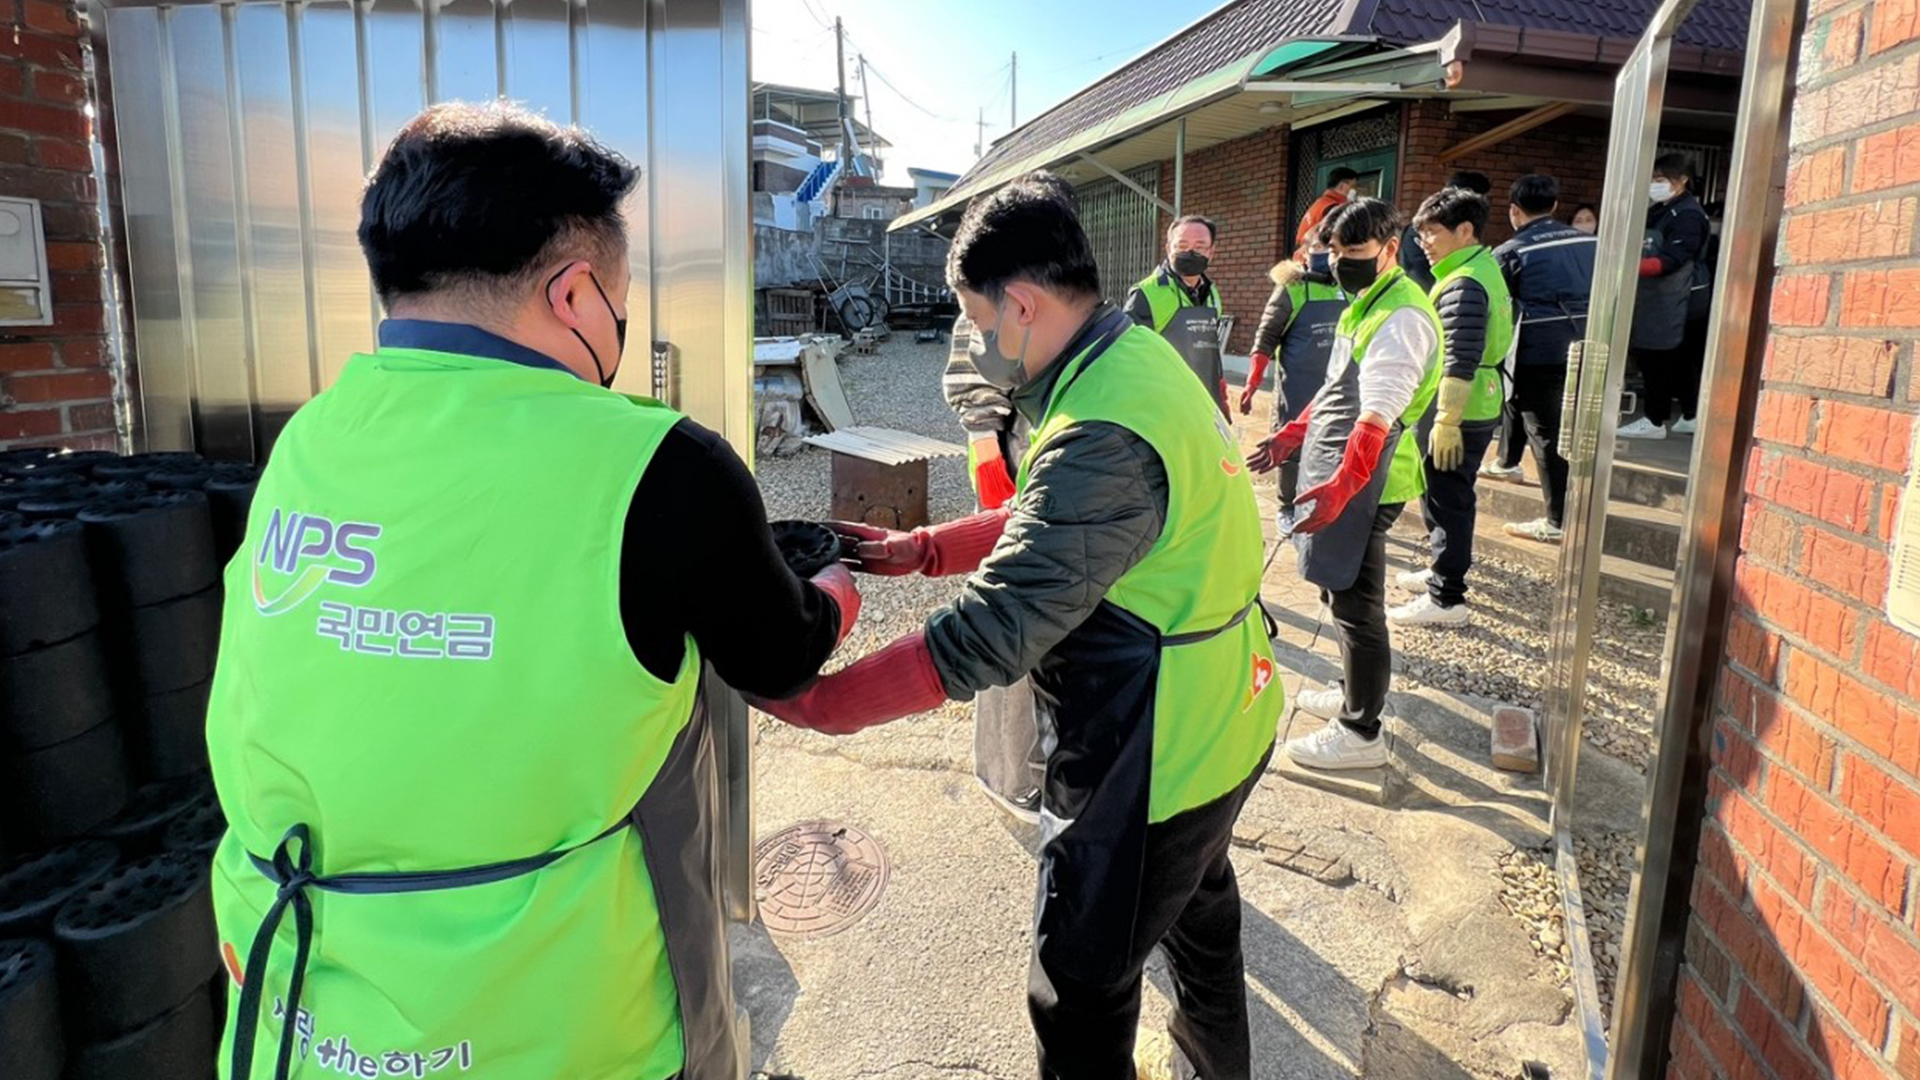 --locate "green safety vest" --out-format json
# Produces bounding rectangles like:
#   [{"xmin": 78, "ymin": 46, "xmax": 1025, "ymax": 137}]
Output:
[
  {"xmin": 1134, "ymin": 270, "xmax": 1225, "ymax": 333},
  {"xmin": 1017, "ymin": 321, "xmax": 1281, "ymax": 823},
  {"xmin": 207, "ymin": 348, "xmax": 699, "ymax": 1080},
  {"xmin": 1427, "ymin": 244, "xmax": 1516, "ymax": 423},
  {"xmin": 1338, "ymin": 268, "xmax": 1444, "ymax": 505}
]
